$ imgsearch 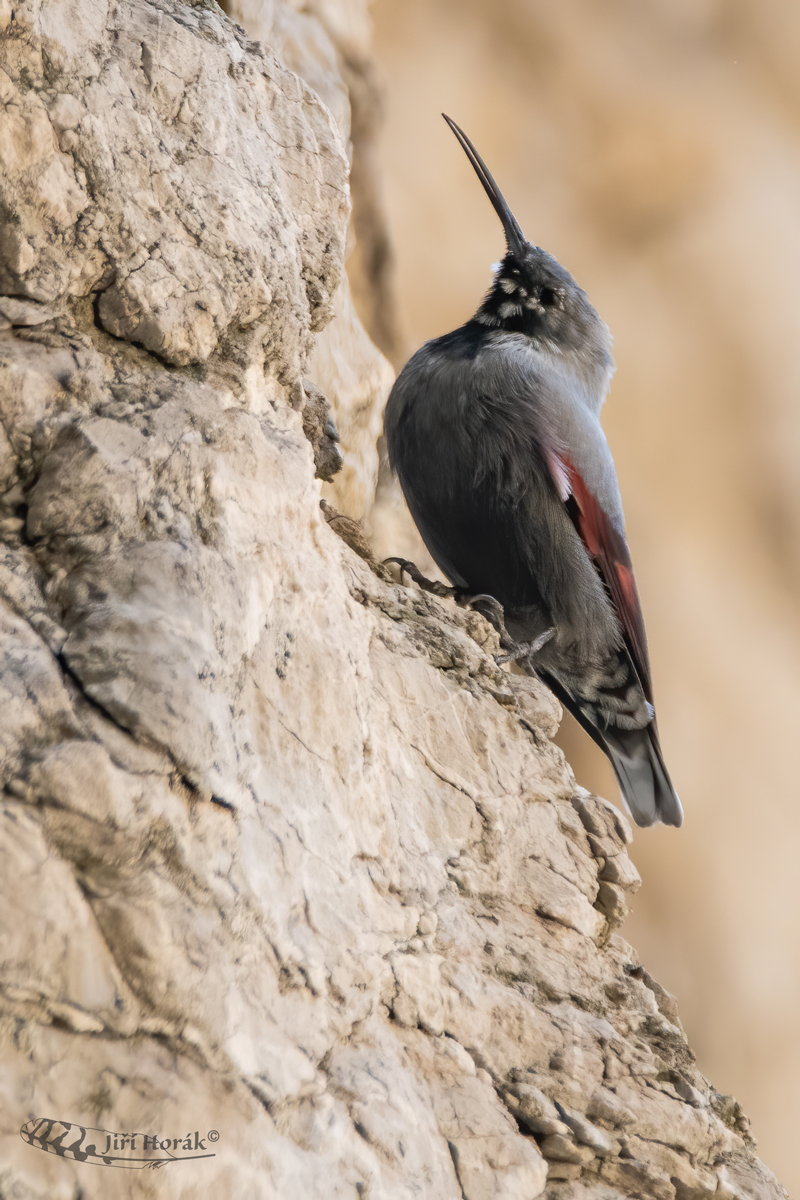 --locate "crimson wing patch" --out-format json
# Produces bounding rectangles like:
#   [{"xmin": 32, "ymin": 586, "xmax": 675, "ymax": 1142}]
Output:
[{"xmin": 547, "ymin": 448, "xmax": 653, "ymax": 704}]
